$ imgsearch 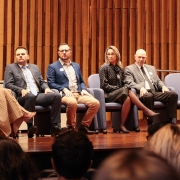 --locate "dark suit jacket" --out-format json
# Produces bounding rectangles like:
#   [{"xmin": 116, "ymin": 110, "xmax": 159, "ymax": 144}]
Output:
[
  {"xmin": 124, "ymin": 63, "xmax": 165, "ymax": 93},
  {"xmin": 47, "ymin": 60, "xmax": 87, "ymax": 96},
  {"xmin": 4, "ymin": 63, "xmax": 49, "ymax": 97}
]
